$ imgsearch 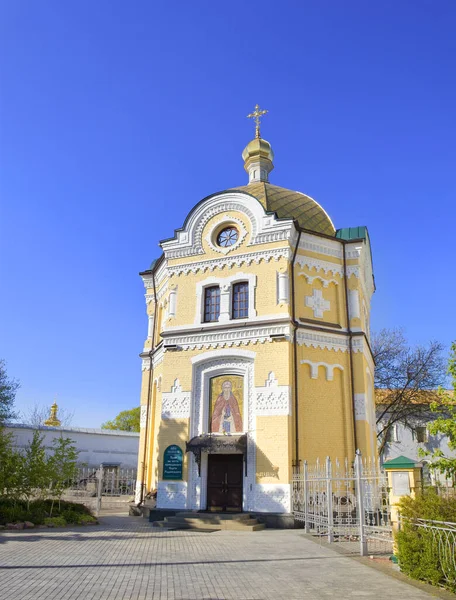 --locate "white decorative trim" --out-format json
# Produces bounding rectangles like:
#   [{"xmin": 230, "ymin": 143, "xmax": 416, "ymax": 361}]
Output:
[
  {"xmin": 277, "ymin": 271, "xmax": 289, "ymax": 304},
  {"xmin": 299, "ymin": 233, "xmax": 343, "ymax": 259},
  {"xmin": 168, "ymin": 287, "xmax": 177, "ymax": 318},
  {"xmin": 305, "ymin": 289, "xmax": 330, "ymax": 318},
  {"xmin": 134, "ymin": 481, "xmax": 142, "ymax": 504},
  {"xmin": 145, "ymin": 293, "xmax": 154, "ymax": 304},
  {"xmin": 161, "ymin": 379, "xmax": 191, "ymax": 420},
  {"xmin": 141, "ymin": 346, "xmax": 164, "ymax": 370},
  {"xmin": 140, "ymin": 406, "xmax": 147, "ymax": 428},
  {"xmin": 188, "ymin": 356, "xmax": 255, "ymax": 512},
  {"xmin": 253, "ymin": 483, "xmax": 291, "ymax": 513},
  {"xmin": 191, "ymin": 349, "xmax": 256, "ymax": 364},
  {"xmin": 162, "ymin": 323, "xmax": 291, "ymax": 351},
  {"xmin": 161, "ymin": 192, "xmax": 294, "ymax": 261},
  {"xmin": 348, "ymin": 289, "xmax": 360, "ymax": 320},
  {"xmin": 297, "ymin": 330, "xmax": 350, "ymax": 352},
  {"xmin": 205, "ymin": 215, "xmax": 248, "ymax": 255},
  {"xmin": 296, "ymin": 255, "xmax": 343, "ymax": 277},
  {"xmin": 167, "ymin": 247, "xmax": 291, "ymax": 276},
  {"xmin": 157, "ymin": 481, "xmax": 187, "ymax": 509},
  {"xmin": 354, "ymin": 393, "xmax": 366, "ymax": 421},
  {"xmin": 195, "ymin": 272, "xmax": 257, "ymax": 325},
  {"xmin": 299, "ymin": 273, "xmax": 339, "ymax": 288},
  {"xmin": 300, "ymin": 360, "xmax": 344, "ymax": 381},
  {"xmin": 256, "ymin": 372, "xmax": 290, "ymax": 416}
]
